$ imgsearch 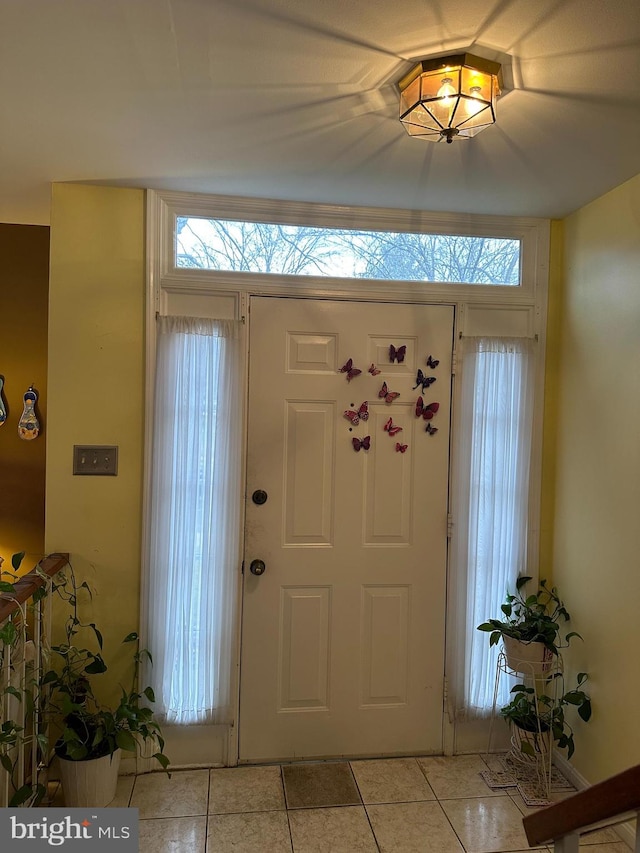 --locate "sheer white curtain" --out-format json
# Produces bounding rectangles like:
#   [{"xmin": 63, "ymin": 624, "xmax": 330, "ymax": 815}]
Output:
[
  {"xmin": 144, "ymin": 316, "xmax": 242, "ymax": 725},
  {"xmin": 451, "ymin": 337, "xmax": 535, "ymax": 718}
]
